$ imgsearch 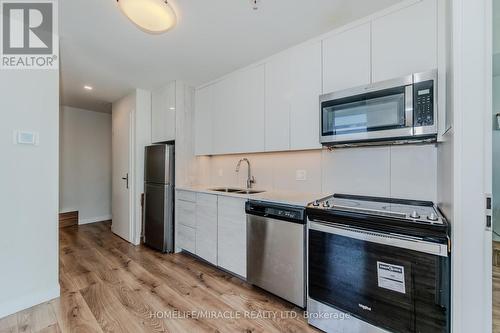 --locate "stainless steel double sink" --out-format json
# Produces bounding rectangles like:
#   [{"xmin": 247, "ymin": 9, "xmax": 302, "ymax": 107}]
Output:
[{"xmin": 208, "ymin": 187, "xmax": 265, "ymax": 195}]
